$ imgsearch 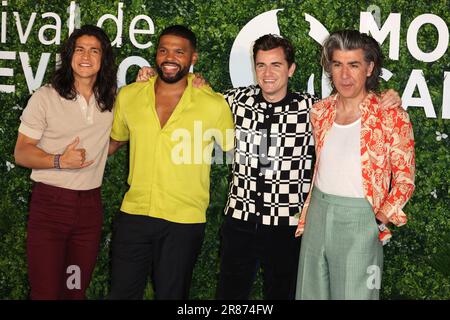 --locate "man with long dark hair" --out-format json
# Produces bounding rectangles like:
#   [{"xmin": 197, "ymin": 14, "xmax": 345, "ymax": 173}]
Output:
[{"xmin": 14, "ymin": 25, "xmax": 117, "ymax": 299}]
